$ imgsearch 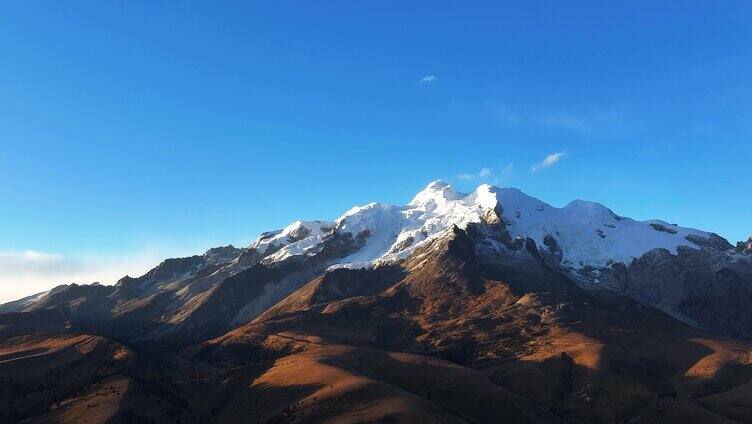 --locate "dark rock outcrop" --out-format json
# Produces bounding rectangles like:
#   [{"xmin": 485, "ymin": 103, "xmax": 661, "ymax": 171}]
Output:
[
  {"xmin": 543, "ymin": 234, "xmax": 563, "ymax": 263},
  {"xmin": 737, "ymin": 236, "xmax": 752, "ymax": 254},
  {"xmin": 650, "ymin": 222, "xmax": 678, "ymax": 234},
  {"xmin": 595, "ymin": 245, "xmax": 752, "ymax": 339}
]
